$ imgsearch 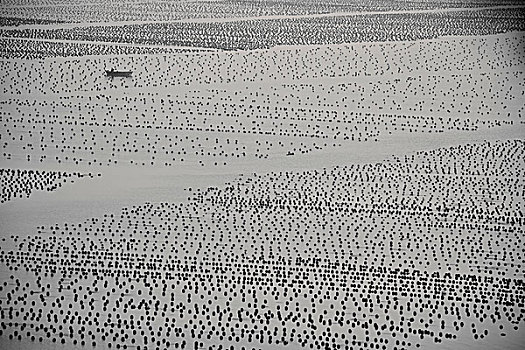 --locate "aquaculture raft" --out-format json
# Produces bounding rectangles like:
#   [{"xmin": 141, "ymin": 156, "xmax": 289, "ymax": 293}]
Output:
[{"xmin": 105, "ymin": 69, "xmax": 132, "ymax": 77}]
